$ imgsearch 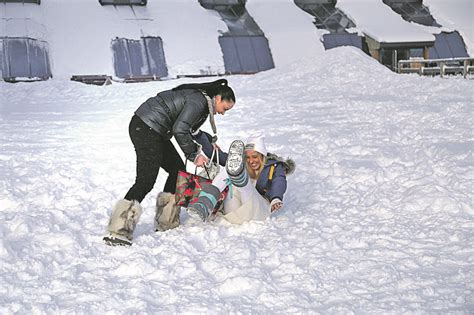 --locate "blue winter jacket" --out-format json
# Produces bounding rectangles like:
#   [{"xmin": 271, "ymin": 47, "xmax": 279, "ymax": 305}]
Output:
[{"xmin": 255, "ymin": 157, "xmax": 289, "ymax": 202}]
